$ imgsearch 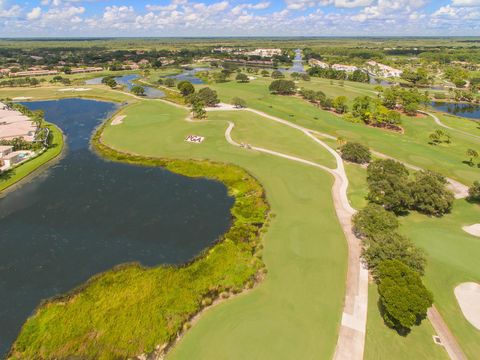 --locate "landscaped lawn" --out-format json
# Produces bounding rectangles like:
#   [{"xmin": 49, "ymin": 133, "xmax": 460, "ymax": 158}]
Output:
[
  {"xmin": 342, "ymin": 156, "xmax": 480, "ymax": 359},
  {"xmin": 401, "ymin": 199, "xmax": 480, "ymax": 359},
  {"xmin": 365, "ymin": 285, "xmax": 449, "ymax": 360},
  {"xmin": 0, "ymin": 122, "xmax": 63, "ymax": 193},
  {"xmin": 201, "ymin": 79, "xmax": 480, "ymax": 184},
  {"xmin": 103, "ymin": 100, "xmax": 348, "ymax": 360}
]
